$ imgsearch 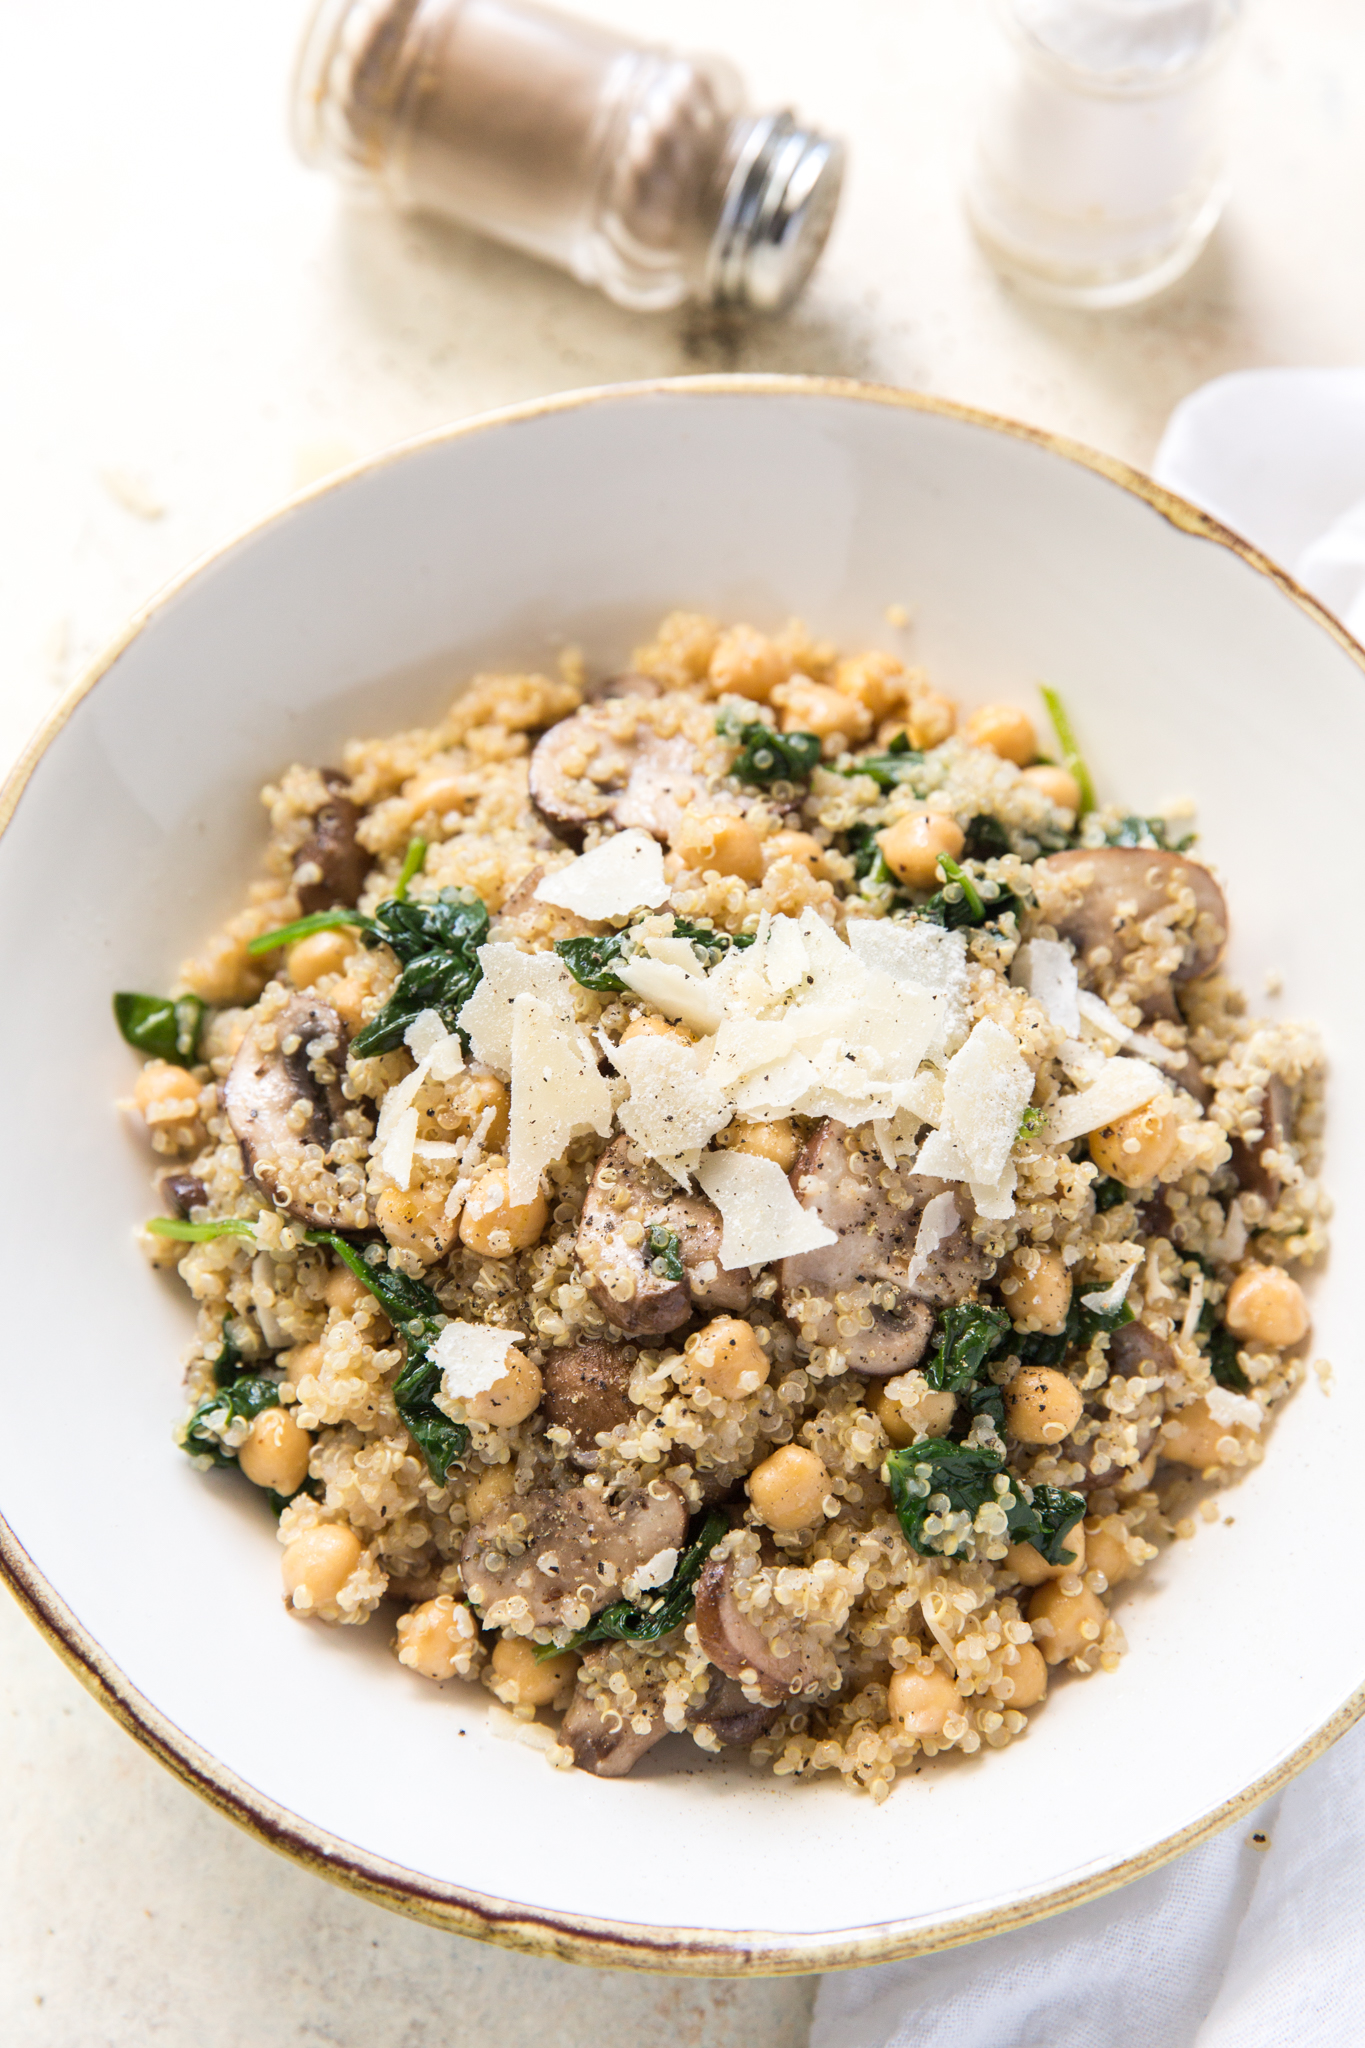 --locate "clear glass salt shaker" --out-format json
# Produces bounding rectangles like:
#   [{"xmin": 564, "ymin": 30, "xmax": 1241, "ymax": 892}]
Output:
[
  {"xmin": 966, "ymin": 0, "xmax": 1243, "ymax": 309},
  {"xmin": 292, "ymin": 0, "xmax": 845, "ymax": 314}
]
